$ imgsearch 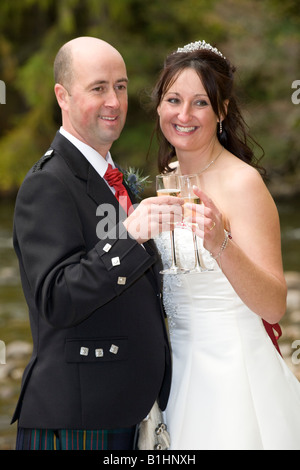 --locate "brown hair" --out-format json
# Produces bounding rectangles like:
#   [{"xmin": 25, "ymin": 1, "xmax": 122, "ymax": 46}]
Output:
[{"xmin": 151, "ymin": 48, "xmax": 265, "ymax": 175}]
